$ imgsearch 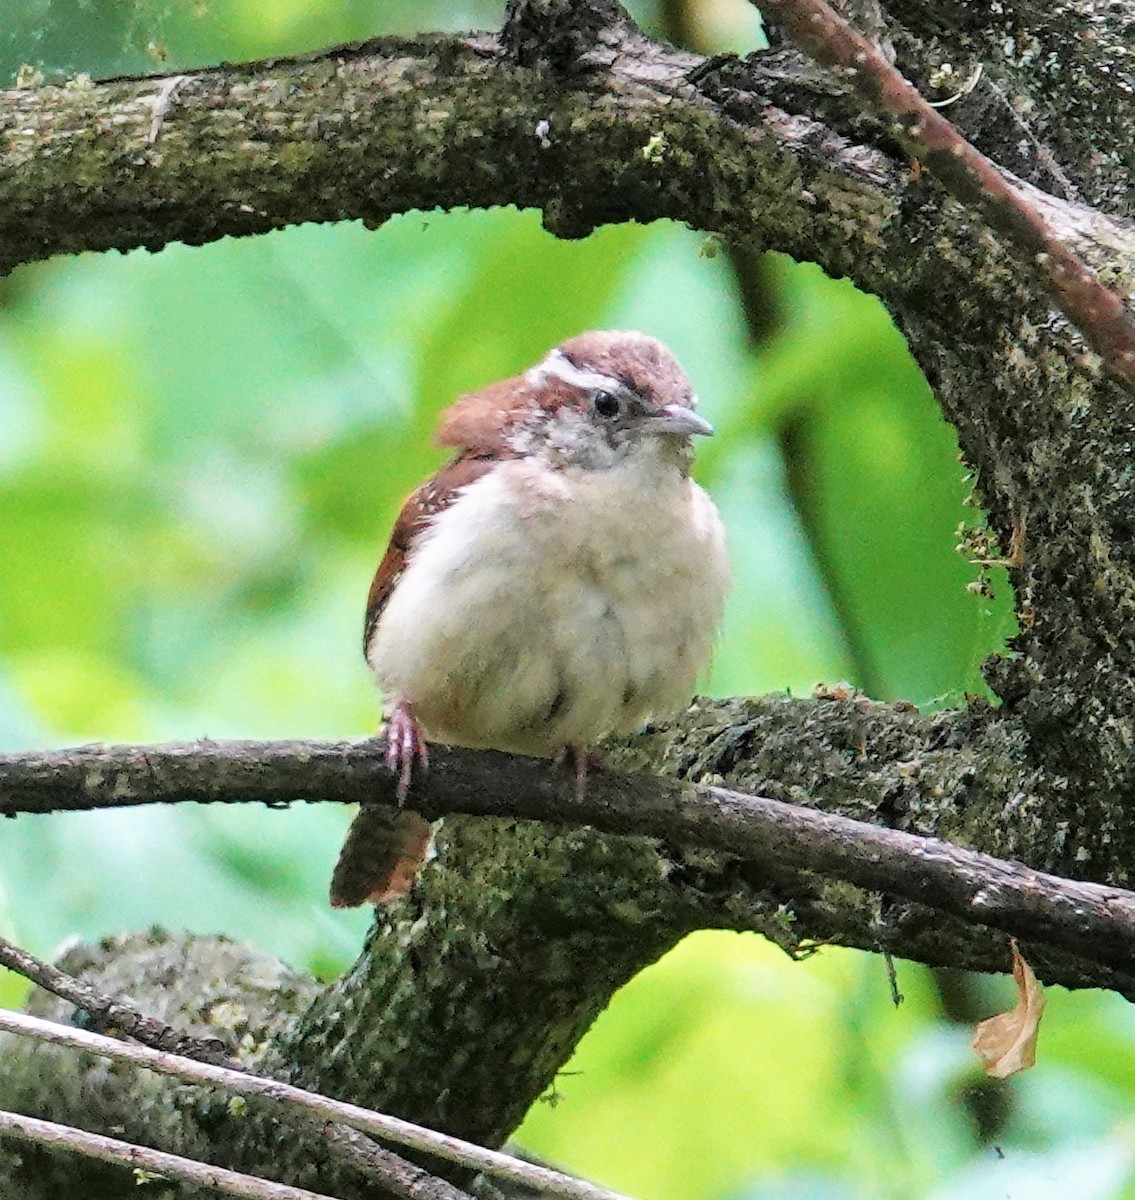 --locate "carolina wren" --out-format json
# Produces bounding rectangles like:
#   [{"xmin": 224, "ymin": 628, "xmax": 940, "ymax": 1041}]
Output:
[{"xmin": 330, "ymin": 330, "xmax": 730, "ymax": 907}]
